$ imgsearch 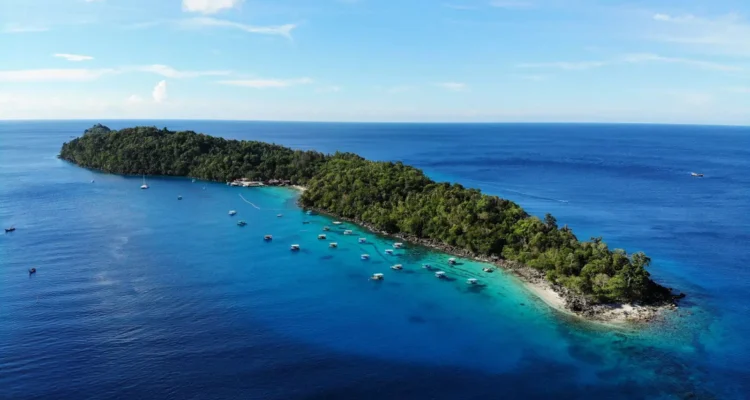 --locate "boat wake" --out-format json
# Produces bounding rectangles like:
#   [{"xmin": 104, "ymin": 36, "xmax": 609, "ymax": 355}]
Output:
[{"xmin": 238, "ymin": 194, "xmax": 261, "ymax": 209}]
